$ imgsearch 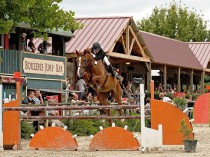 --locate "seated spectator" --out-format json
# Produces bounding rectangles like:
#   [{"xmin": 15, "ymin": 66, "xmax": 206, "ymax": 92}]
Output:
[
  {"xmin": 28, "ymin": 37, "xmax": 36, "ymax": 53},
  {"xmin": 159, "ymin": 93, "xmax": 172, "ymax": 103},
  {"xmin": 93, "ymin": 95, "xmax": 99, "ymax": 104},
  {"xmin": 87, "ymin": 92, "xmax": 93, "ymax": 102}
]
